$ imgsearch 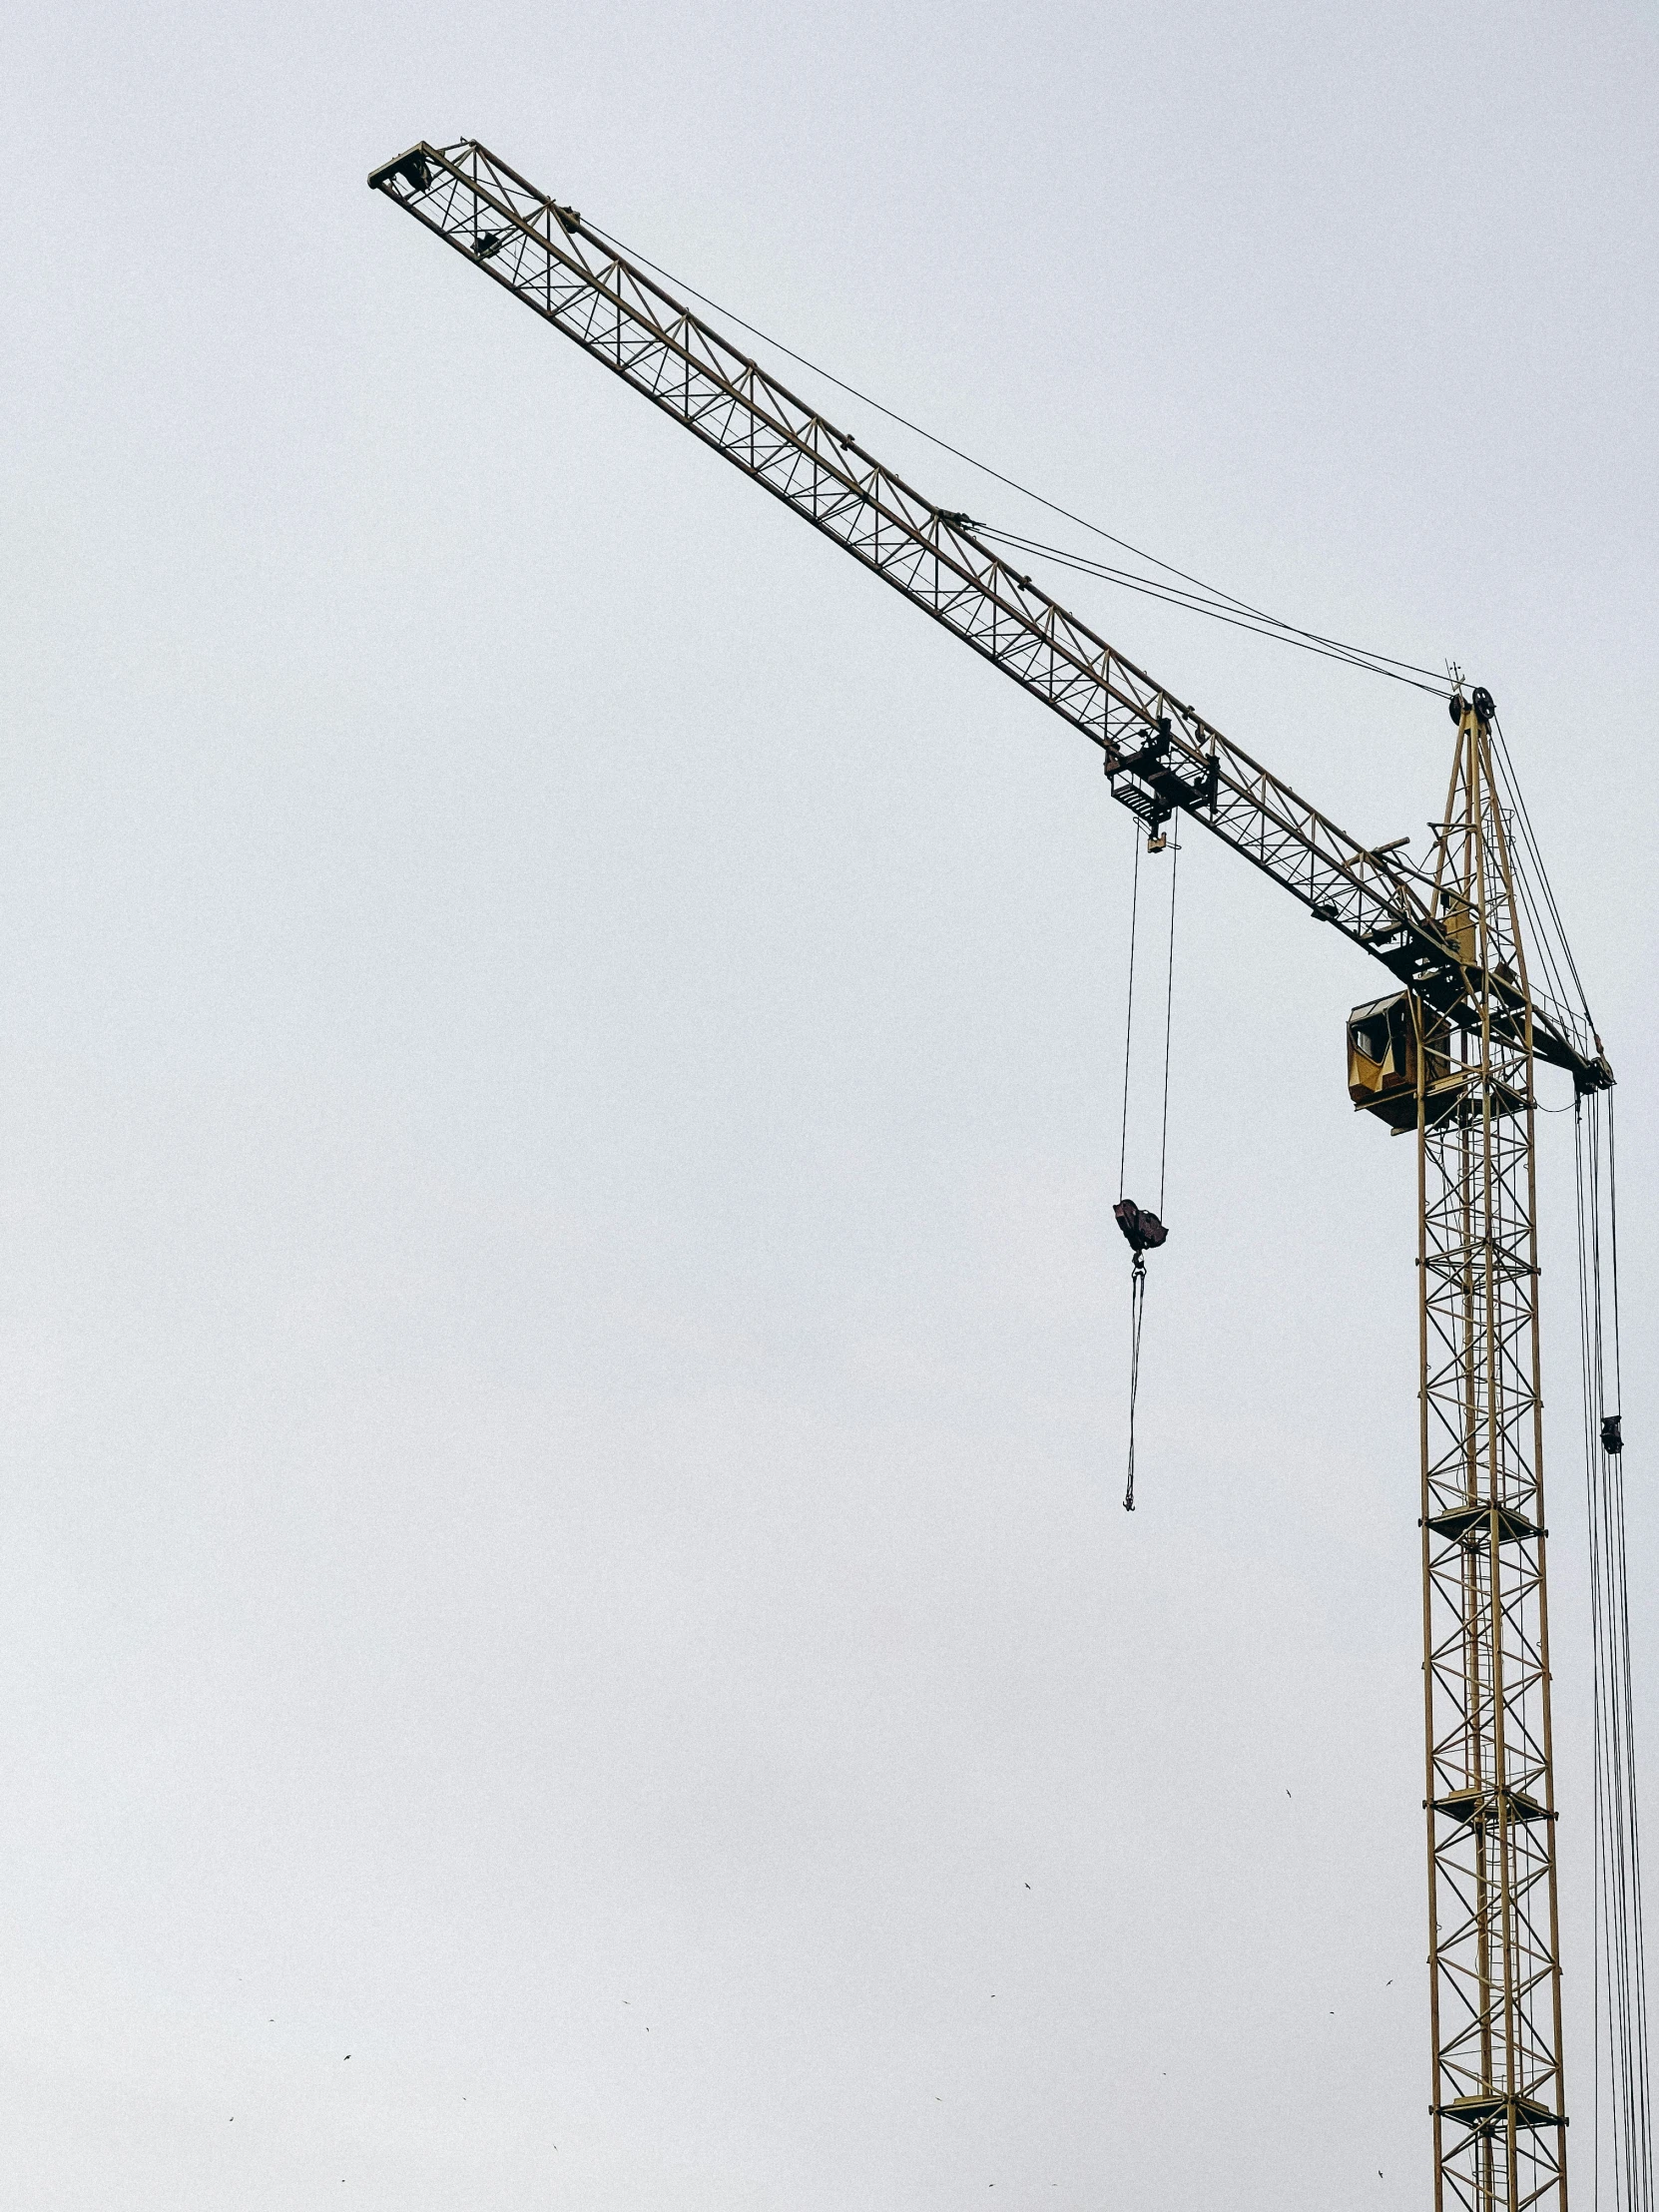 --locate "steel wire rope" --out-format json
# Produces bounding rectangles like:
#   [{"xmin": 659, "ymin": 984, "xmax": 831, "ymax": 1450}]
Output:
[
  {"xmin": 972, "ymin": 525, "xmax": 1451, "ymax": 696},
  {"xmin": 1513, "ymin": 869, "xmax": 1574, "ymax": 1035},
  {"xmin": 579, "ymin": 216, "xmax": 1454, "ymax": 698},
  {"xmin": 1157, "ymin": 830, "xmax": 1181, "ymax": 1221},
  {"xmin": 1492, "ymin": 719, "xmax": 1593, "ymax": 1023},
  {"xmin": 1116, "ymin": 825, "xmax": 1180, "ymax": 1517},
  {"xmin": 1592, "ymin": 1114, "xmax": 1601, "ymax": 2203},
  {"xmin": 1592, "ymin": 1098, "xmax": 1635, "ymax": 2210},
  {"xmin": 1576, "ymin": 1097, "xmax": 1607, "ymax": 2200},
  {"xmin": 1605, "ymin": 1089, "xmax": 1654, "ymax": 2208},
  {"xmin": 1609, "ymin": 1095, "xmax": 1625, "ymax": 1414},
  {"xmin": 1575, "ymin": 1091, "xmax": 1654, "ymax": 2210},
  {"xmin": 1504, "ymin": 844, "xmax": 1575, "ymax": 1039},
  {"xmin": 1482, "ymin": 742, "xmax": 1575, "ymax": 1022},
  {"xmin": 1115, "ymin": 819, "xmax": 1147, "ymax": 1514},
  {"xmin": 1118, "ymin": 825, "xmax": 1142, "ymax": 1201}
]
